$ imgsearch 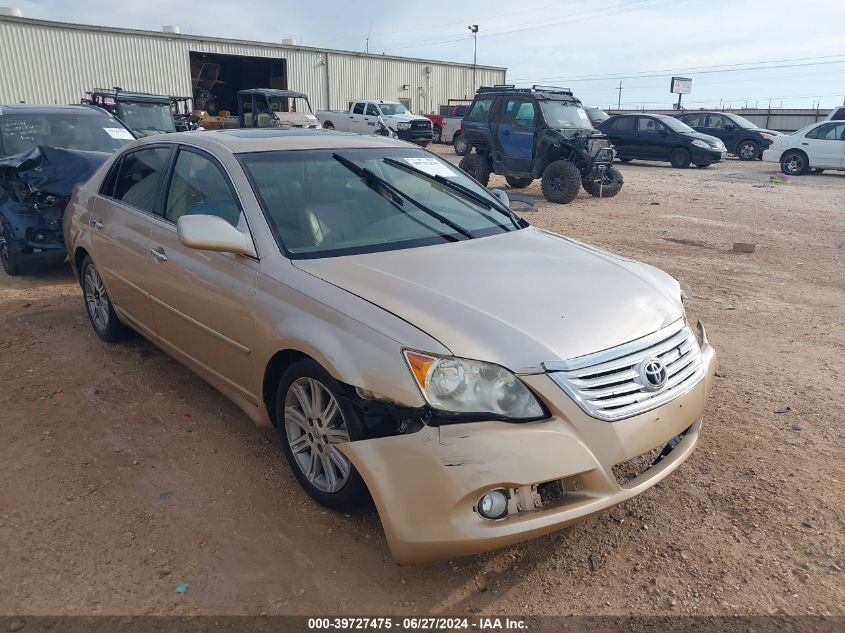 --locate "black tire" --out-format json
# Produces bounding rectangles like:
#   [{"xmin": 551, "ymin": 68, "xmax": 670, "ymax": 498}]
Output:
[
  {"xmin": 322, "ymin": 121, "xmax": 335, "ymax": 130},
  {"xmin": 670, "ymin": 148, "xmax": 692, "ymax": 169},
  {"xmin": 811, "ymin": 168, "xmax": 825, "ymax": 174},
  {"xmin": 453, "ymin": 134, "xmax": 470, "ymax": 156},
  {"xmin": 276, "ymin": 359, "xmax": 369, "ymax": 512},
  {"xmin": 780, "ymin": 150, "xmax": 808, "ymax": 176},
  {"xmin": 505, "ymin": 176, "xmax": 533, "ymax": 188},
  {"xmin": 581, "ymin": 165, "xmax": 624, "ymax": 198},
  {"xmin": 459, "ymin": 153, "xmax": 491, "ymax": 187},
  {"xmin": 694, "ymin": 163, "xmax": 711, "ymax": 168},
  {"xmin": 417, "ymin": 141, "xmax": 430, "ymax": 148},
  {"xmin": 540, "ymin": 160, "xmax": 581, "ymax": 204},
  {"xmin": 0, "ymin": 220, "xmax": 23, "ymax": 276},
  {"xmin": 432, "ymin": 126, "xmax": 442, "ymax": 143},
  {"xmin": 618, "ymin": 157, "xmax": 633, "ymax": 163},
  {"xmin": 736, "ymin": 140, "xmax": 759, "ymax": 161},
  {"xmin": 80, "ymin": 256, "xmax": 131, "ymax": 342}
]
